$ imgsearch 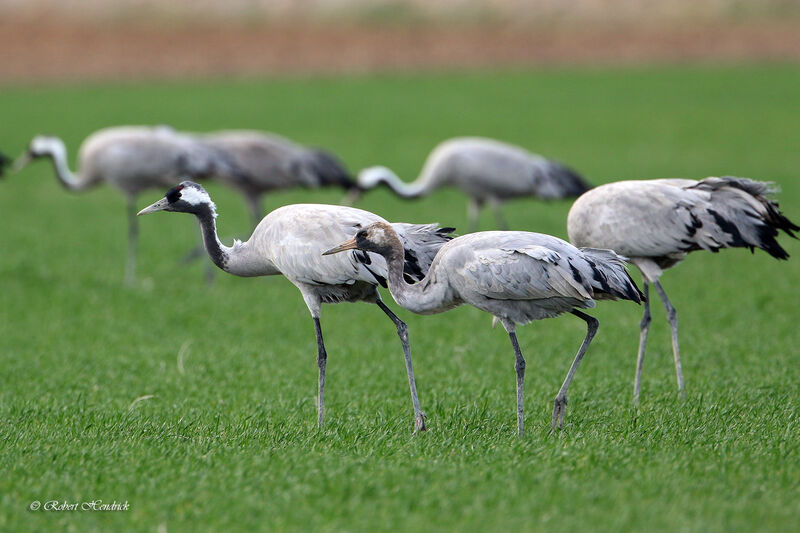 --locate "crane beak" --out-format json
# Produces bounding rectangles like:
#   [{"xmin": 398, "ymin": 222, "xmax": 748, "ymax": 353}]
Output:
[
  {"xmin": 322, "ymin": 238, "xmax": 358, "ymax": 255},
  {"xmin": 137, "ymin": 197, "xmax": 170, "ymax": 216},
  {"xmin": 12, "ymin": 151, "xmax": 33, "ymax": 172}
]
